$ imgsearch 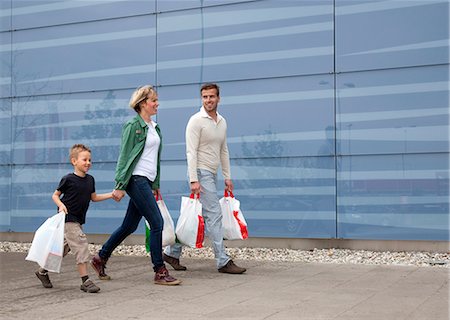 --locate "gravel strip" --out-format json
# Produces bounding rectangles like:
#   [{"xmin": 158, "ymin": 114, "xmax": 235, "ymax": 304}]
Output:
[{"xmin": 2, "ymin": 241, "xmax": 449, "ymax": 268}]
